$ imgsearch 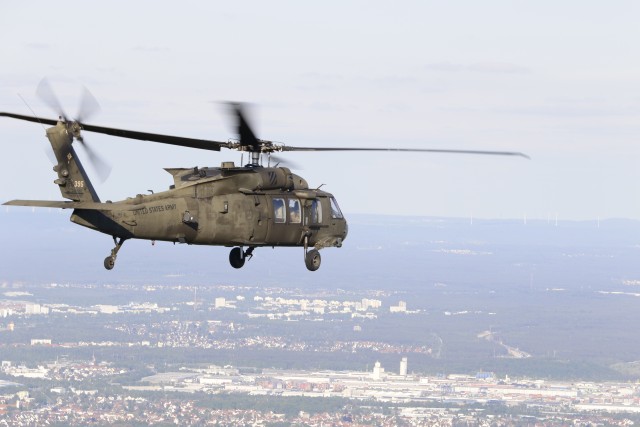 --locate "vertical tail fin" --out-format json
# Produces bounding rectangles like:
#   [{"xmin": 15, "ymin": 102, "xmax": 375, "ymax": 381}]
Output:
[{"xmin": 48, "ymin": 122, "xmax": 100, "ymax": 202}]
